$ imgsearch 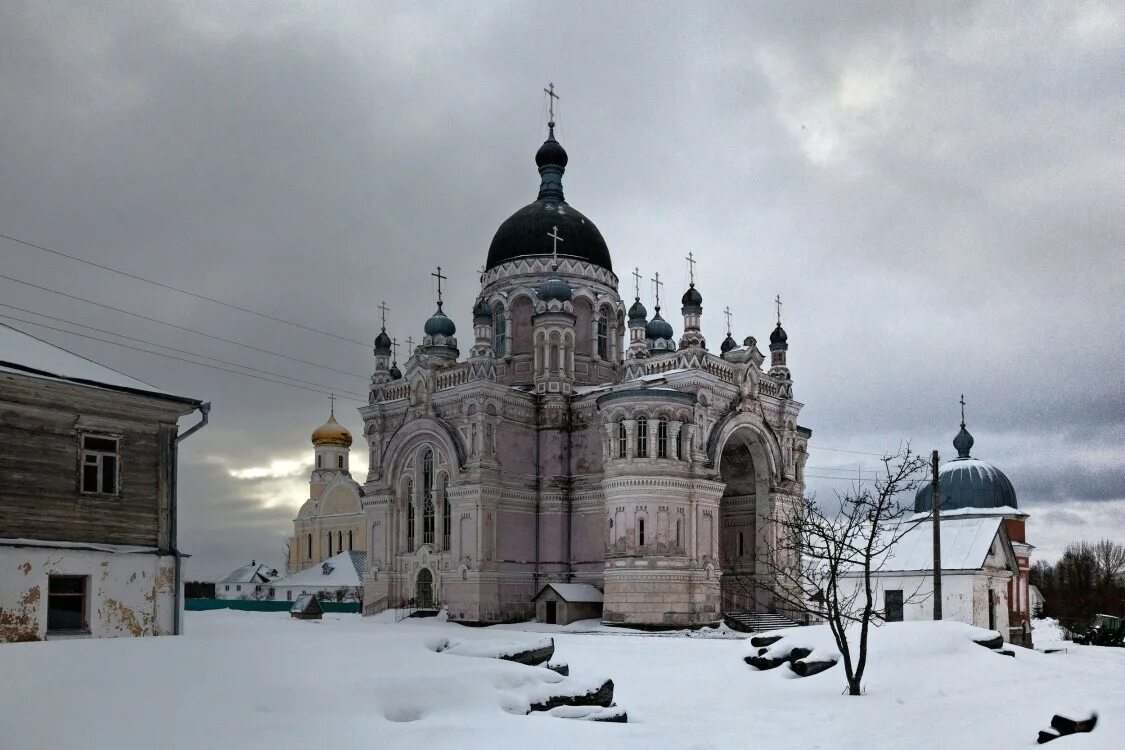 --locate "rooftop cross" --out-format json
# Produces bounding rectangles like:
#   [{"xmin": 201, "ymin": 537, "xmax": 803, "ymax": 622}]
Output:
[
  {"xmin": 547, "ymin": 225, "xmax": 564, "ymax": 265},
  {"xmin": 960, "ymin": 393, "xmax": 966, "ymax": 427},
  {"xmin": 391, "ymin": 337, "xmax": 399, "ymax": 360},
  {"xmin": 632, "ymin": 267, "xmax": 642, "ymax": 300},
  {"xmin": 378, "ymin": 300, "xmax": 389, "ymax": 329},
  {"xmin": 775, "ymin": 294, "xmax": 783, "ymax": 325},
  {"xmin": 685, "ymin": 251, "xmax": 696, "ymax": 286},
  {"xmin": 328, "ymin": 393, "xmax": 336, "ymax": 417},
  {"xmin": 723, "ymin": 305, "xmax": 733, "ymax": 335},
  {"xmin": 431, "ymin": 266, "xmax": 447, "ymax": 306},
  {"xmin": 651, "ymin": 271, "xmax": 664, "ymax": 309},
  {"xmin": 405, "ymin": 336, "xmax": 416, "ymax": 356},
  {"xmin": 544, "ymin": 82, "xmax": 559, "ymax": 125}
]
